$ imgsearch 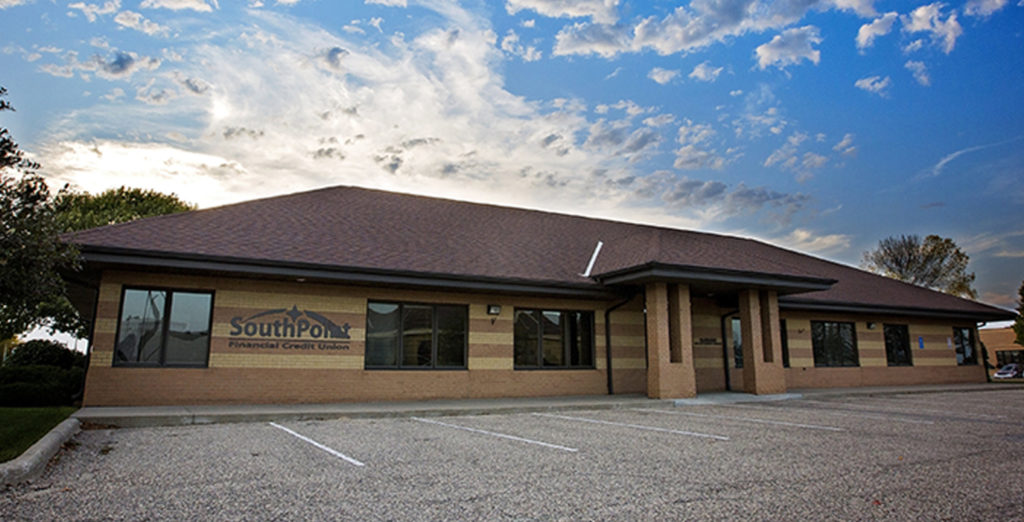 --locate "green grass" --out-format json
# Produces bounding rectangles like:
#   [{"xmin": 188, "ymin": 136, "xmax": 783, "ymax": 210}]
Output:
[{"xmin": 0, "ymin": 407, "xmax": 76, "ymax": 463}]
